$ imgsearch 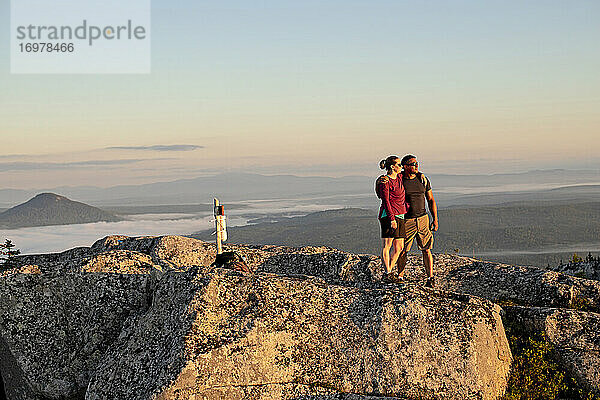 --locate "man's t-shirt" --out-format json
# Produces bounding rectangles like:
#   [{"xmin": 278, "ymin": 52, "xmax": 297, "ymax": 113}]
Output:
[{"xmin": 403, "ymin": 174, "xmax": 431, "ymax": 218}]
